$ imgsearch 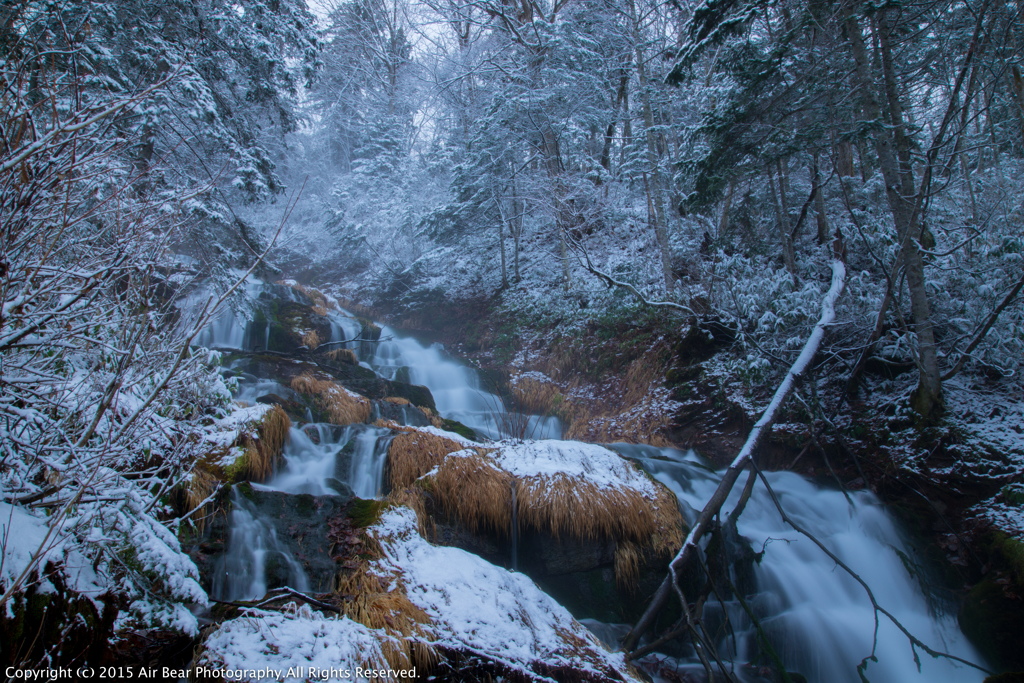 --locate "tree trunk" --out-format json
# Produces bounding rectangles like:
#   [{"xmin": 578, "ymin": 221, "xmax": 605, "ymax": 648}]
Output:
[
  {"xmin": 768, "ymin": 164, "xmax": 798, "ymax": 284},
  {"xmin": 845, "ymin": 7, "xmax": 943, "ymax": 418},
  {"xmin": 631, "ymin": 0, "xmax": 674, "ymax": 295},
  {"xmin": 623, "ymin": 259, "xmax": 847, "ymax": 653},
  {"xmin": 812, "ymin": 154, "xmax": 829, "ymax": 245}
]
